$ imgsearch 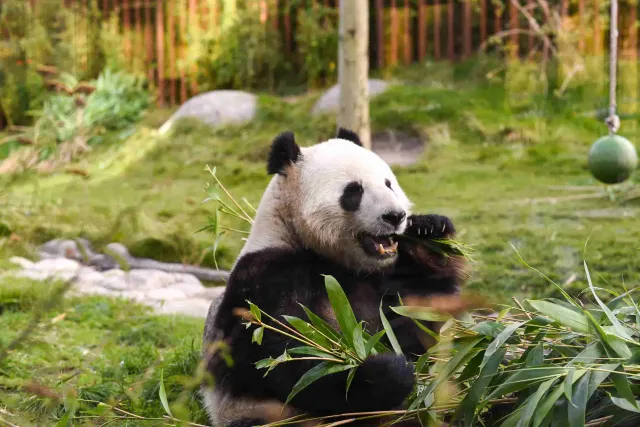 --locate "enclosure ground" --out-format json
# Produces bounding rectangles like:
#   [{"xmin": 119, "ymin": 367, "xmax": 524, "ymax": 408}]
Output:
[{"xmin": 1, "ymin": 62, "xmax": 639, "ymax": 425}]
